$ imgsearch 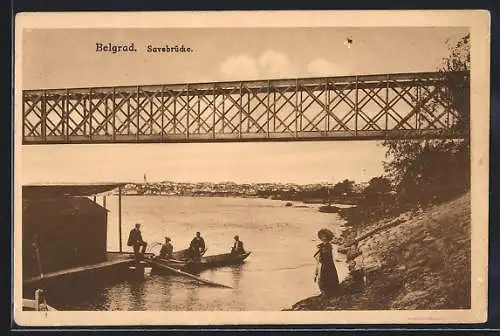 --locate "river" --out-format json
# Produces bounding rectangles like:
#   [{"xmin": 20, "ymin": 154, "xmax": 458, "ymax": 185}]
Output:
[{"xmin": 57, "ymin": 196, "xmax": 349, "ymax": 310}]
